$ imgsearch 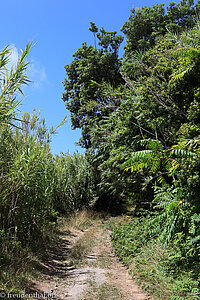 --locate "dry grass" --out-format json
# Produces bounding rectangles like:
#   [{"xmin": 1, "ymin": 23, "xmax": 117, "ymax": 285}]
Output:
[
  {"xmin": 0, "ymin": 211, "xmax": 117, "ymax": 297},
  {"xmin": 70, "ymin": 225, "xmax": 100, "ymax": 264},
  {"xmin": 60, "ymin": 210, "xmax": 102, "ymax": 233},
  {"xmin": 0, "ymin": 210, "xmax": 102, "ymax": 294},
  {"xmin": 55, "ymin": 210, "xmax": 104, "ymax": 266},
  {"xmin": 80, "ymin": 282, "xmax": 125, "ymax": 300}
]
